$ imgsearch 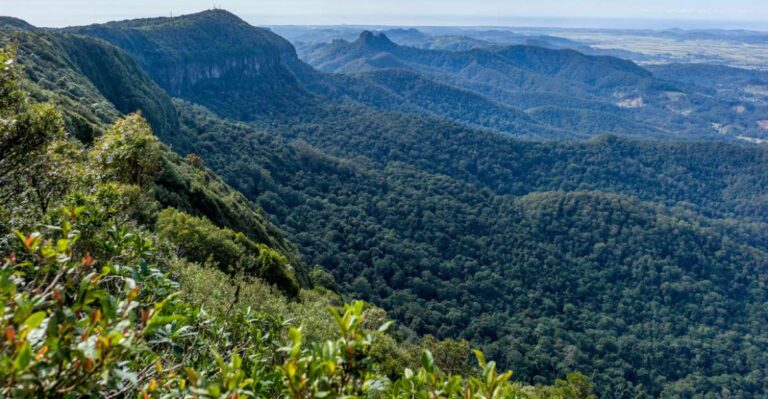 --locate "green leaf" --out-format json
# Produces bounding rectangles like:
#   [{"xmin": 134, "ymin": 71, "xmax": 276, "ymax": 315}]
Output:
[
  {"xmin": 473, "ymin": 349, "xmax": 487, "ymax": 368},
  {"xmin": 421, "ymin": 350, "xmax": 434, "ymax": 372},
  {"xmin": 207, "ymin": 384, "xmax": 221, "ymax": 397},
  {"xmin": 21, "ymin": 311, "xmax": 46, "ymax": 332},
  {"xmin": 144, "ymin": 314, "xmax": 187, "ymax": 335},
  {"xmin": 14, "ymin": 342, "xmax": 32, "ymax": 371},
  {"xmin": 288, "ymin": 327, "xmax": 302, "ymax": 346},
  {"xmin": 404, "ymin": 368, "xmax": 414, "ymax": 379},
  {"xmin": 328, "ymin": 306, "xmax": 344, "ymax": 331},
  {"xmin": 212, "ymin": 349, "xmax": 226, "ymax": 370}
]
